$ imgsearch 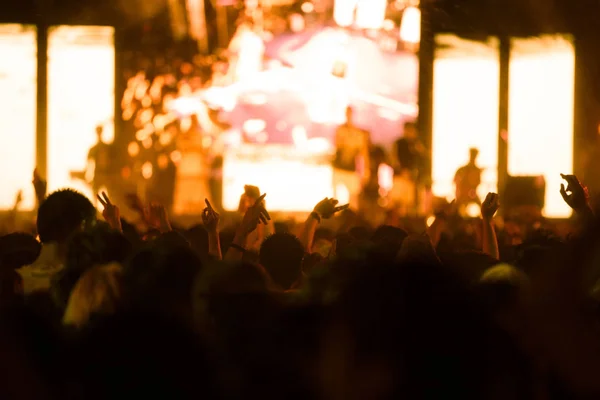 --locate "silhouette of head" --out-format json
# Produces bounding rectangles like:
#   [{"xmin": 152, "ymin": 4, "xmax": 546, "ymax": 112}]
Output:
[
  {"xmin": 404, "ymin": 121, "xmax": 418, "ymax": 139},
  {"xmin": 259, "ymin": 233, "xmax": 304, "ymax": 290},
  {"xmin": 469, "ymin": 148, "xmax": 479, "ymax": 163},
  {"xmin": 37, "ymin": 189, "xmax": 96, "ymax": 244},
  {"xmin": 345, "ymin": 106, "xmax": 354, "ymax": 124}
]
